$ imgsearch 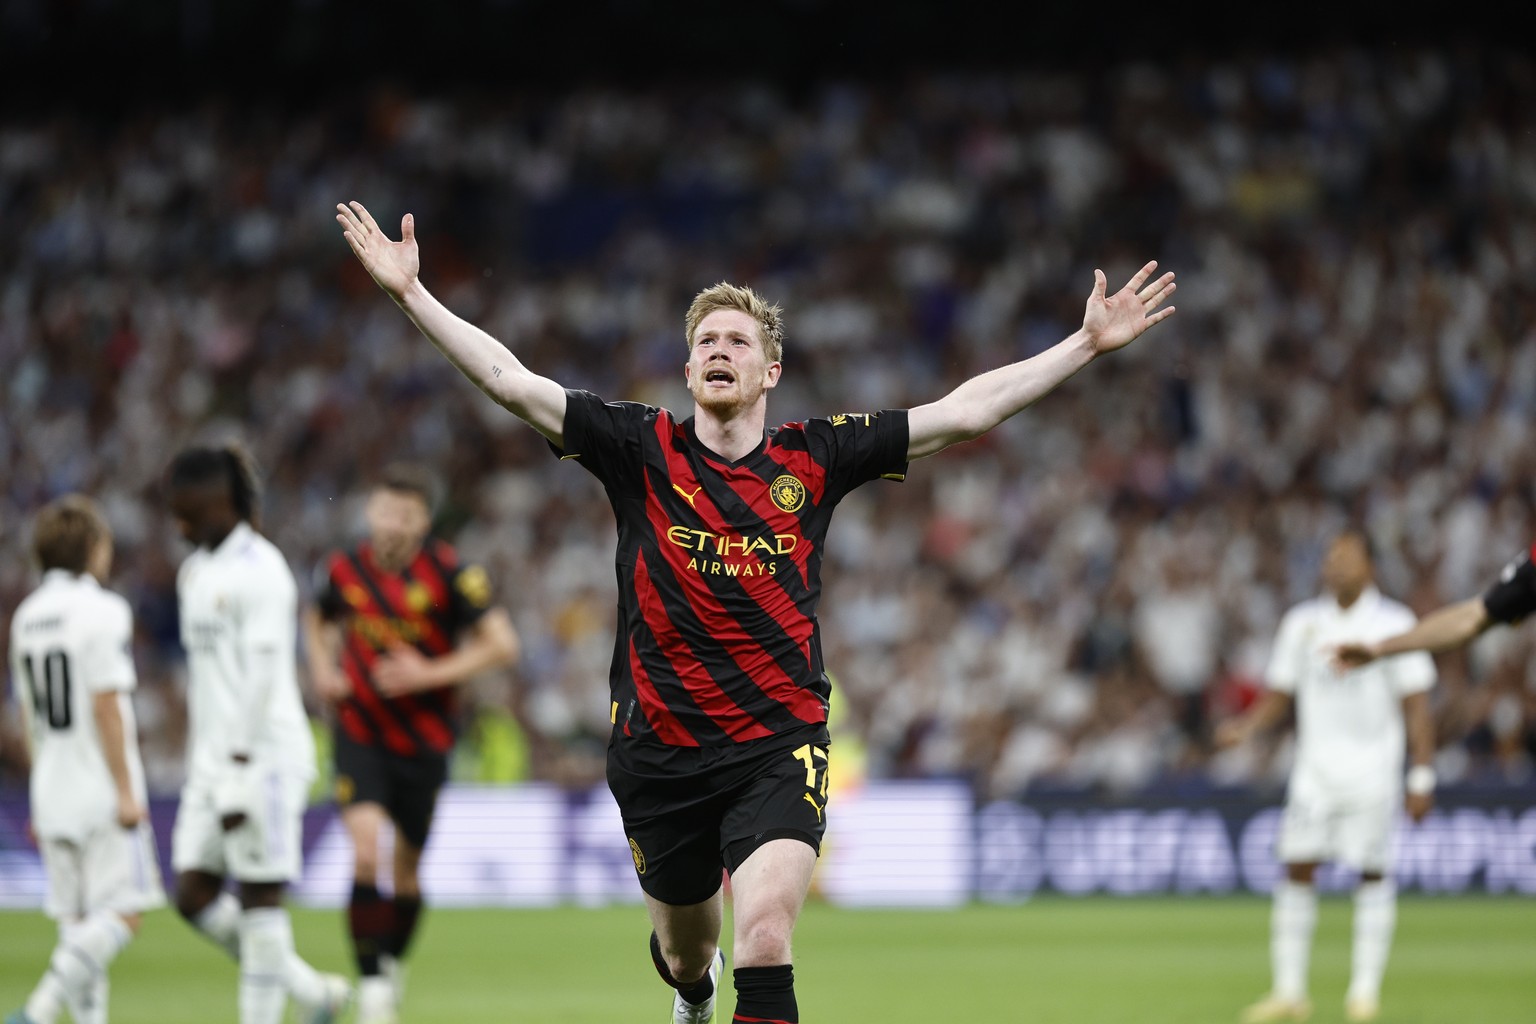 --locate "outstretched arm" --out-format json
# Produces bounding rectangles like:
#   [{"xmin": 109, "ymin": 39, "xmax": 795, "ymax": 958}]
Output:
[
  {"xmin": 337, "ymin": 202, "xmax": 567, "ymax": 444},
  {"xmin": 905, "ymin": 262, "xmax": 1176, "ymax": 460},
  {"xmin": 1332, "ymin": 598, "xmax": 1491, "ymax": 670}
]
